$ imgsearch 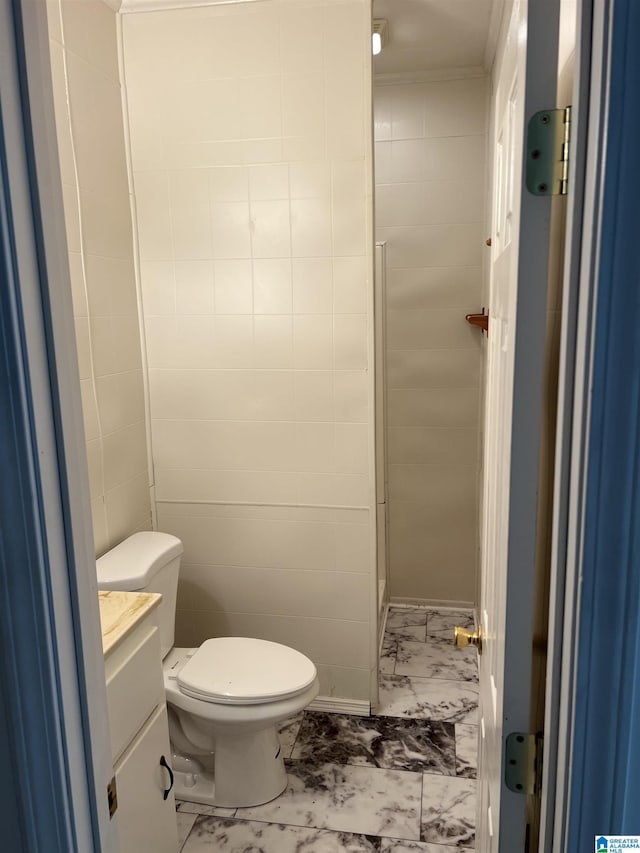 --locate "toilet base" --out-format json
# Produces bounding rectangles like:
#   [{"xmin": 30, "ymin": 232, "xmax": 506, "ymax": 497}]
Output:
[
  {"xmin": 174, "ymin": 768, "xmax": 217, "ymax": 806},
  {"xmin": 172, "ymin": 724, "xmax": 288, "ymax": 808}
]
